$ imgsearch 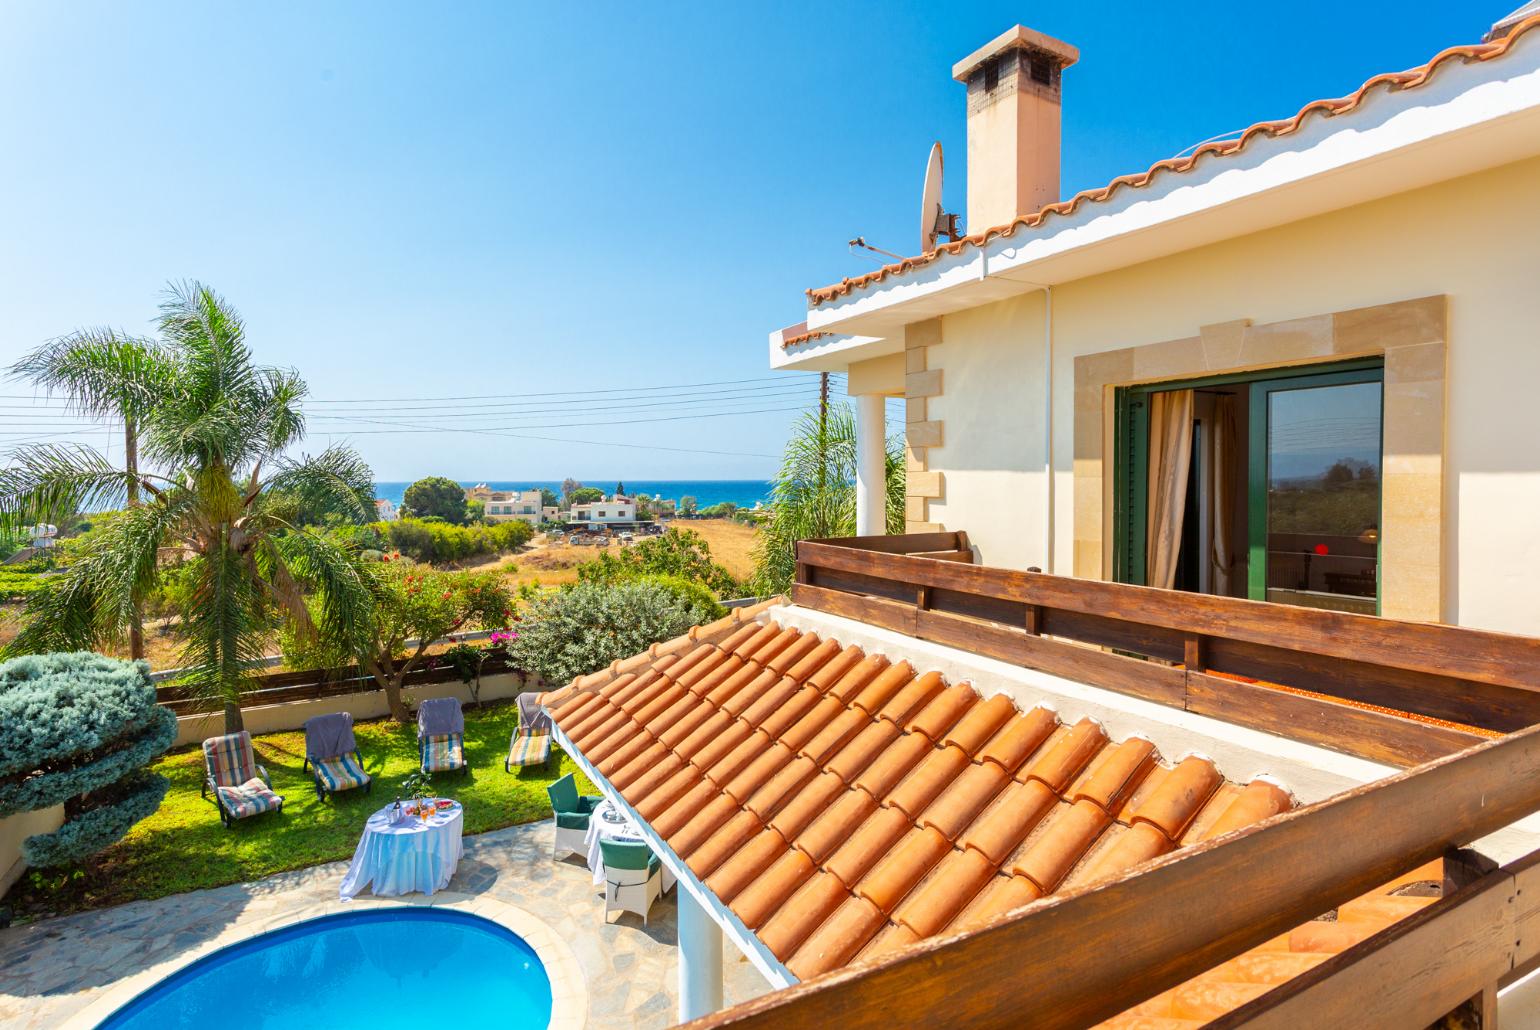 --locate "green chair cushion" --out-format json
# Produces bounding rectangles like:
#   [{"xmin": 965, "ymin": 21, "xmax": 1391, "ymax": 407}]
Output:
[
  {"xmin": 577, "ymin": 795, "xmax": 602, "ymax": 813},
  {"xmin": 555, "ymin": 810, "xmax": 591, "ymax": 830},
  {"xmin": 600, "ymin": 838, "xmax": 657, "ymax": 871}
]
